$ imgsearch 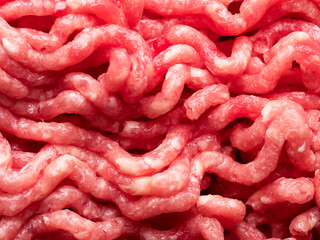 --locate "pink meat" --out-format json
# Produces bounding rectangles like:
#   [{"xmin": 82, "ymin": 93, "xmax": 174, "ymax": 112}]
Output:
[
  {"xmin": 1, "ymin": 1, "xmax": 320, "ymax": 239},
  {"xmin": 246, "ymin": 177, "xmax": 314, "ymax": 212}
]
